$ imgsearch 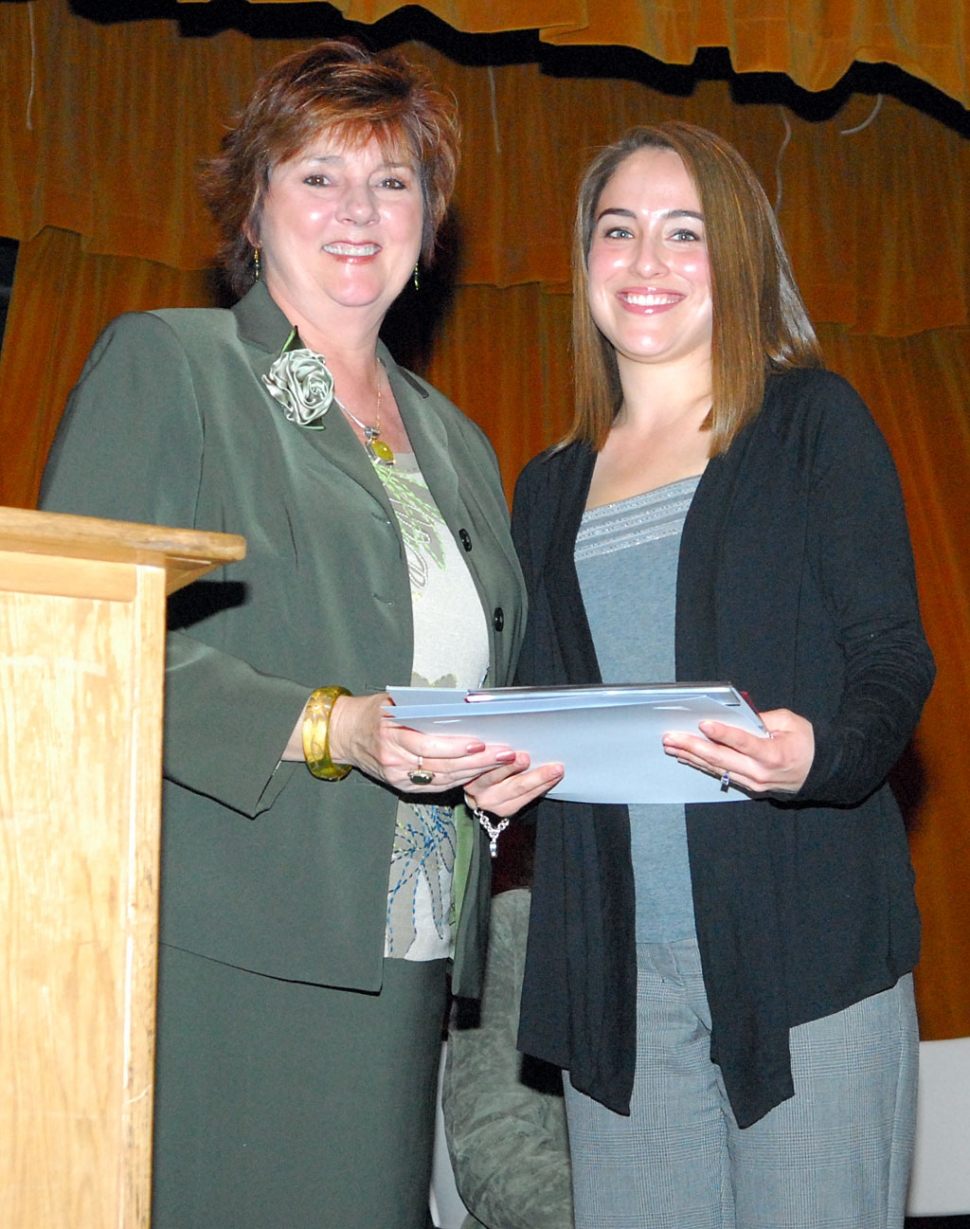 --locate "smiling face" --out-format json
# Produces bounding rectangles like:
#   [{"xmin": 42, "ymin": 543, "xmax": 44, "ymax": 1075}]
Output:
[
  {"xmin": 254, "ymin": 130, "xmax": 424, "ymax": 329},
  {"xmin": 586, "ymin": 147, "xmax": 713, "ymax": 377}
]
